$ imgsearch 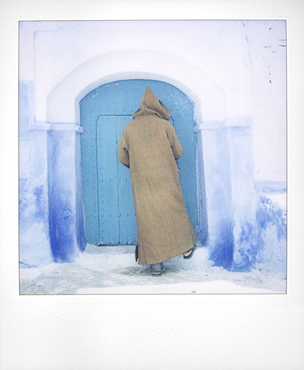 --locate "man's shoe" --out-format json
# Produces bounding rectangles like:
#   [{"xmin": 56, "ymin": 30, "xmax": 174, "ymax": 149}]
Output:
[
  {"xmin": 183, "ymin": 246, "xmax": 196, "ymax": 259},
  {"xmin": 150, "ymin": 262, "xmax": 165, "ymax": 276}
]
